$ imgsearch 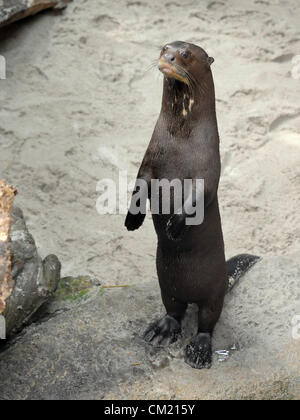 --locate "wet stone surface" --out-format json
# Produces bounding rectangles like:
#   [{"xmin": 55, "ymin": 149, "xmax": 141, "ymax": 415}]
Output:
[{"xmin": 0, "ymin": 256, "xmax": 299, "ymax": 400}]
